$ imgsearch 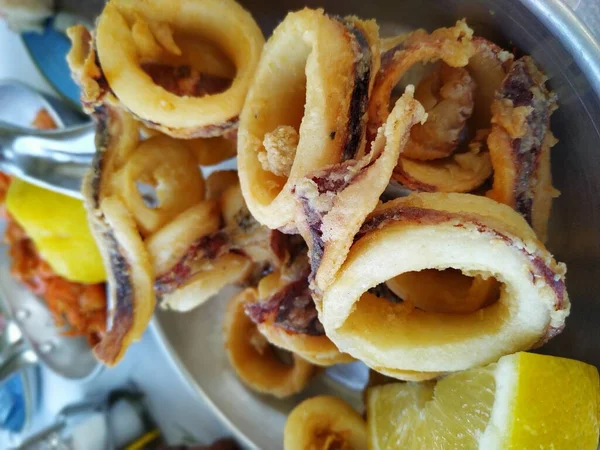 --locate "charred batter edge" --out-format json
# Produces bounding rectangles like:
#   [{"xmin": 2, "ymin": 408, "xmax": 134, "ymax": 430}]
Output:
[
  {"xmin": 335, "ymin": 18, "xmax": 372, "ymax": 161},
  {"xmin": 295, "ymin": 158, "xmax": 377, "ymax": 274},
  {"xmin": 154, "ymin": 231, "xmax": 230, "ymax": 296},
  {"xmin": 245, "ymin": 273, "xmax": 325, "ymax": 336},
  {"xmin": 93, "ymin": 230, "xmax": 133, "ymax": 364},
  {"xmin": 140, "ymin": 115, "xmax": 239, "ymax": 139},
  {"xmin": 89, "ymin": 109, "xmax": 109, "ymax": 208},
  {"xmin": 356, "ymin": 205, "xmax": 566, "ymax": 316},
  {"xmin": 496, "ymin": 57, "xmax": 557, "ymax": 225}
]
